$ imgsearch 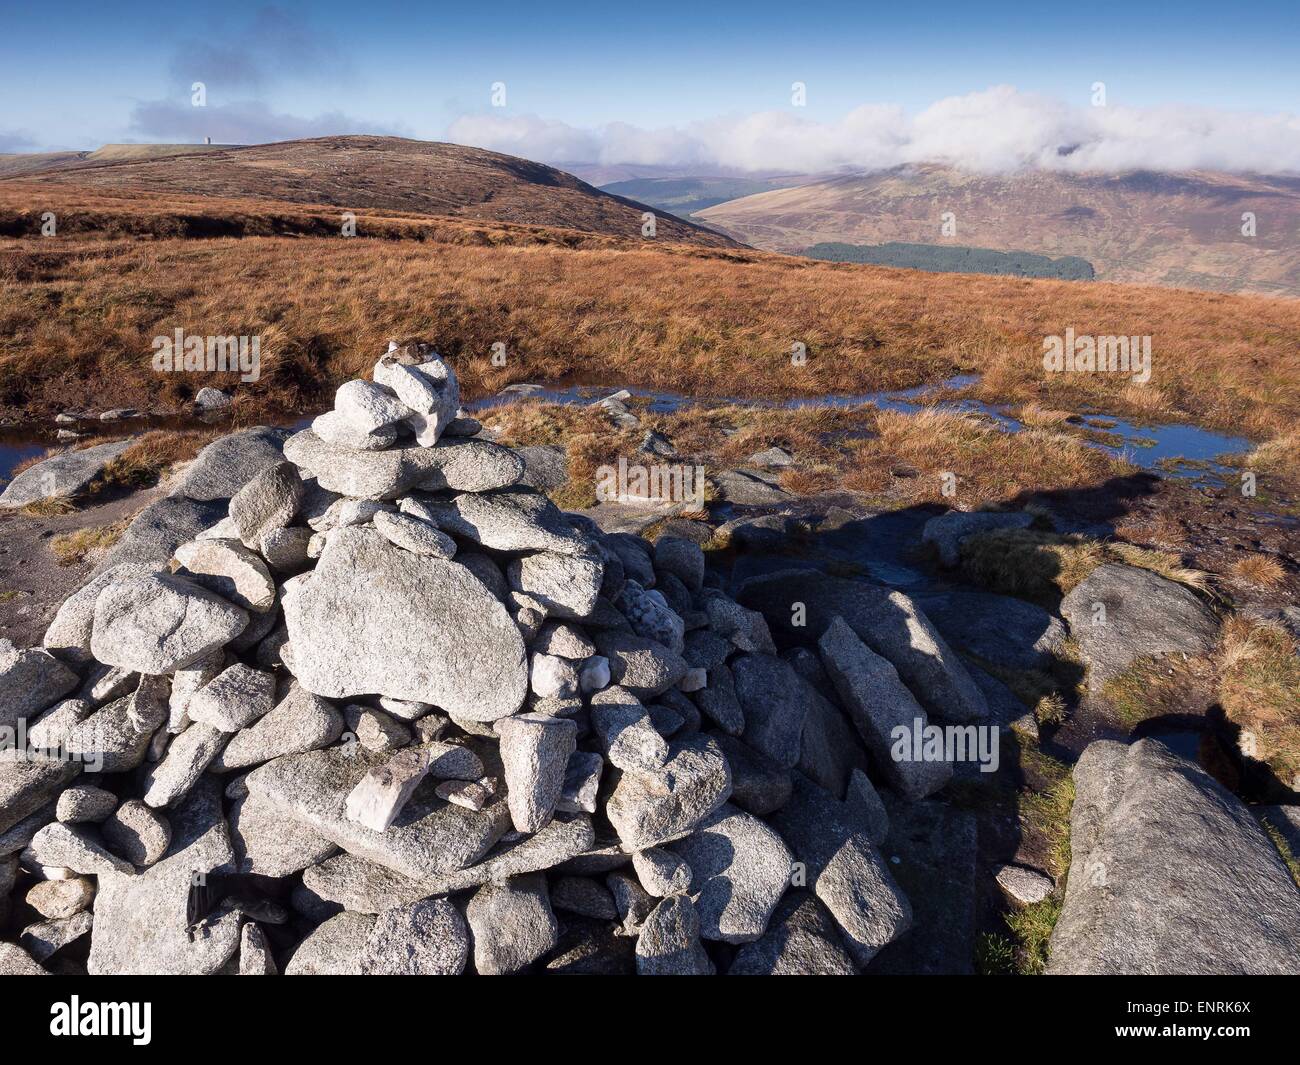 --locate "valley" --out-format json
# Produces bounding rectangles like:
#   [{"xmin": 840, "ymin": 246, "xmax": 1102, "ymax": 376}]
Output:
[{"xmin": 696, "ymin": 163, "xmax": 1300, "ymax": 297}]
